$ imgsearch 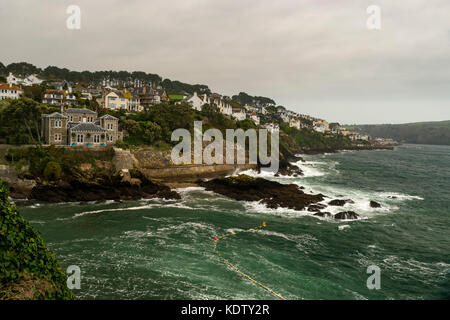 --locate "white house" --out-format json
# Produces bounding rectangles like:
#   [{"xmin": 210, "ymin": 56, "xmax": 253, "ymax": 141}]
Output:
[
  {"xmin": 313, "ymin": 120, "xmax": 329, "ymax": 133},
  {"xmin": 279, "ymin": 112, "xmax": 290, "ymax": 123},
  {"xmin": 218, "ymin": 100, "xmax": 232, "ymax": 116},
  {"xmin": 249, "ymin": 112, "xmax": 260, "ymax": 125},
  {"xmin": 186, "ymin": 92, "xmax": 204, "ymax": 111},
  {"xmin": 231, "ymin": 107, "xmax": 246, "ymax": 121},
  {"xmin": 0, "ymin": 83, "xmax": 23, "ymax": 100},
  {"xmin": 289, "ymin": 118, "xmax": 301, "ymax": 130},
  {"xmin": 104, "ymin": 91, "xmax": 130, "ymax": 110},
  {"xmin": 313, "ymin": 124, "xmax": 325, "ymax": 133},
  {"xmin": 81, "ymin": 92, "xmax": 92, "ymax": 100},
  {"xmin": 200, "ymin": 94, "xmax": 232, "ymax": 116},
  {"xmin": 263, "ymin": 123, "xmax": 279, "ymax": 133},
  {"xmin": 7, "ymin": 72, "xmax": 43, "ymax": 86}
]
